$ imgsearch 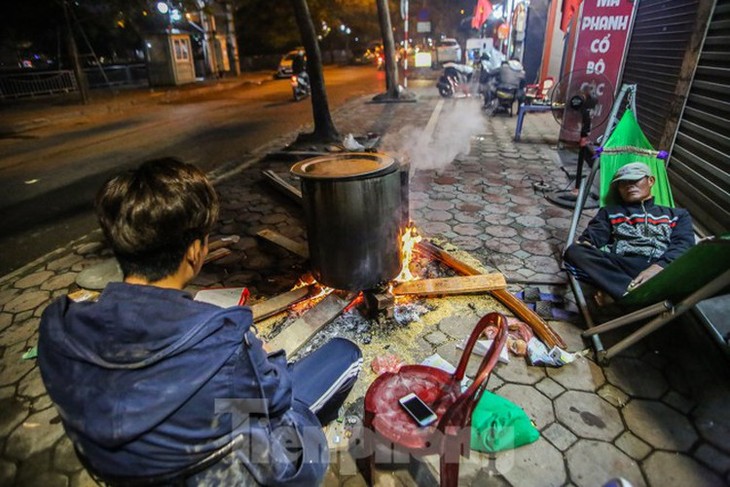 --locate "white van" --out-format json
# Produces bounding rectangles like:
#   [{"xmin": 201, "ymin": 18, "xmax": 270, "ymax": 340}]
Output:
[{"xmin": 435, "ymin": 38, "xmax": 462, "ymax": 64}]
